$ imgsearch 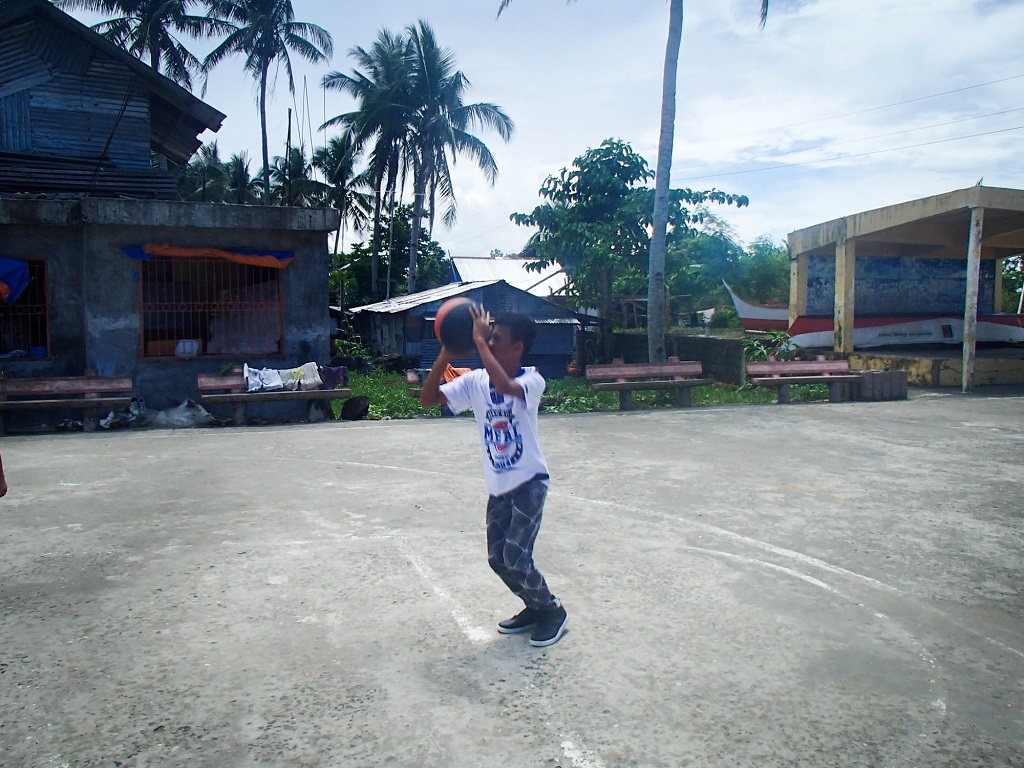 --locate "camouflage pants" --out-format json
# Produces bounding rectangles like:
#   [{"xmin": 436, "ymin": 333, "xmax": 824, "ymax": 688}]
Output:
[{"xmin": 485, "ymin": 474, "xmax": 558, "ymax": 611}]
